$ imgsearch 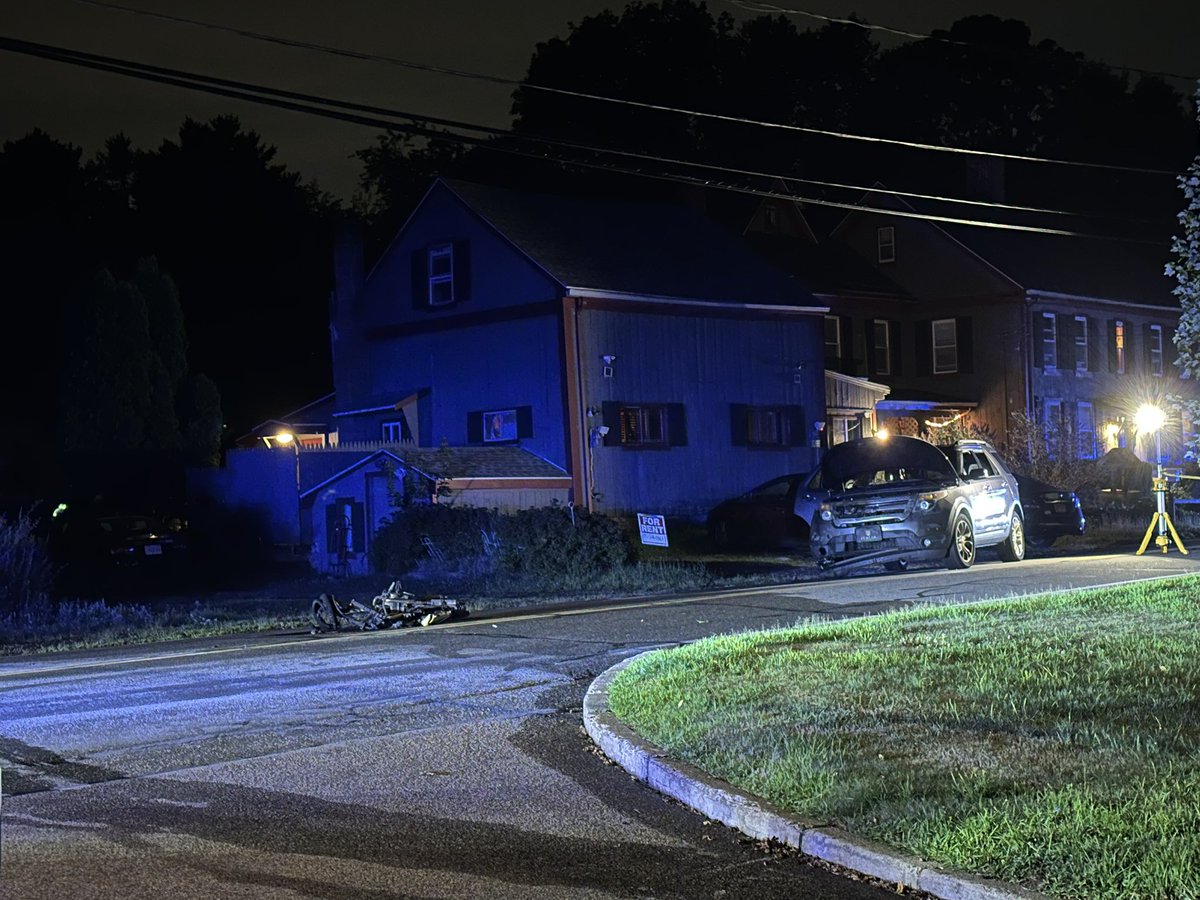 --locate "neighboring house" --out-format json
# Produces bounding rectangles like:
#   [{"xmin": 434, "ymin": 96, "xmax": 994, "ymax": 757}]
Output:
[
  {"xmin": 329, "ymin": 178, "xmax": 830, "ymax": 518},
  {"xmin": 234, "ymin": 392, "xmax": 339, "ymax": 449},
  {"xmin": 770, "ymin": 183, "xmax": 1192, "ymax": 468}
]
